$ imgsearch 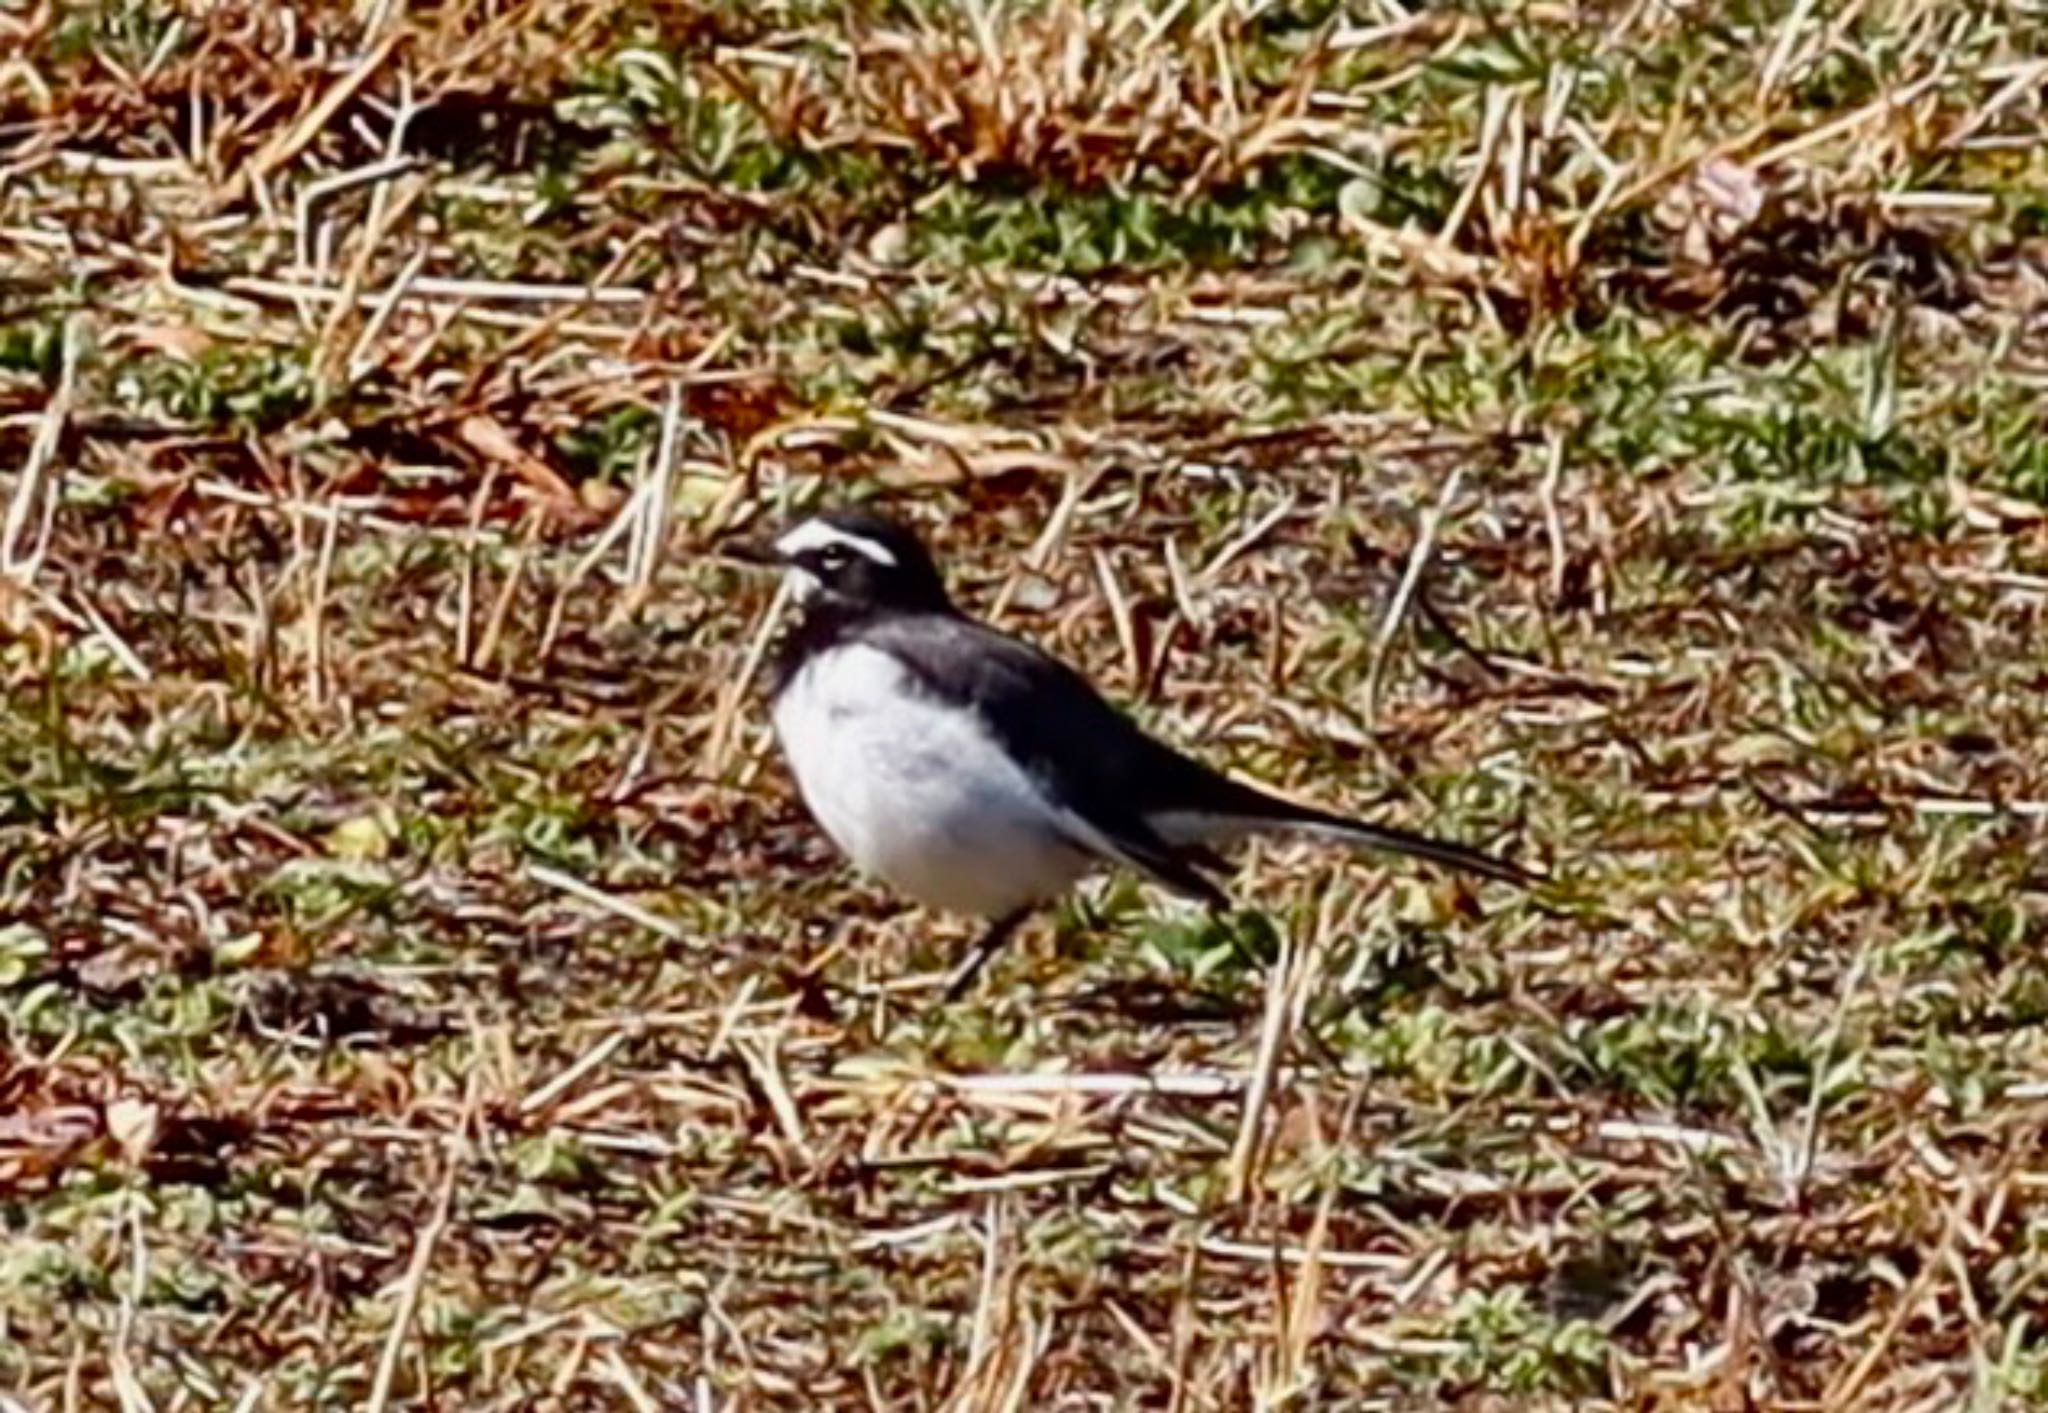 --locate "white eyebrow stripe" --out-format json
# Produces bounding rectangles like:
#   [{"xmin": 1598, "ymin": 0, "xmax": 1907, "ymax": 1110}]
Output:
[{"xmin": 774, "ymin": 519, "xmax": 897, "ymax": 567}]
